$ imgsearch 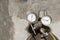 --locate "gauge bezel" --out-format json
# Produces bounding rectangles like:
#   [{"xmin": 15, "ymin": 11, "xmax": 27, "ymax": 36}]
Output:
[
  {"xmin": 41, "ymin": 16, "xmax": 52, "ymax": 26},
  {"xmin": 27, "ymin": 12, "xmax": 37, "ymax": 23}
]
